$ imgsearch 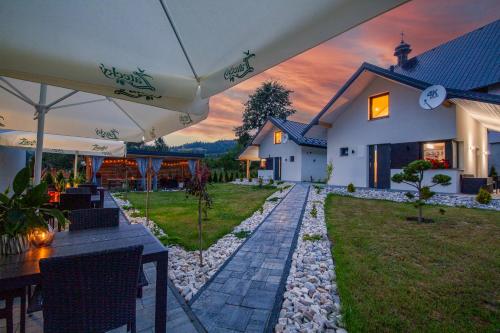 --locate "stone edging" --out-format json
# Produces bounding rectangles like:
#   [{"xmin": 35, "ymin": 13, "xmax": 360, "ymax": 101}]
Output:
[{"xmin": 188, "ymin": 183, "xmax": 296, "ymax": 305}]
